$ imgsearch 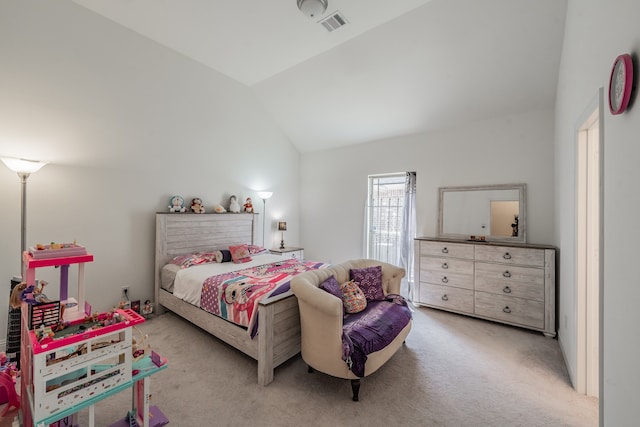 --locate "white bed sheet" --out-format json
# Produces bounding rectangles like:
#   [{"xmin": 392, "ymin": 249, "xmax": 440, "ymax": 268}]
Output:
[{"xmin": 173, "ymin": 254, "xmax": 286, "ymax": 306}]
